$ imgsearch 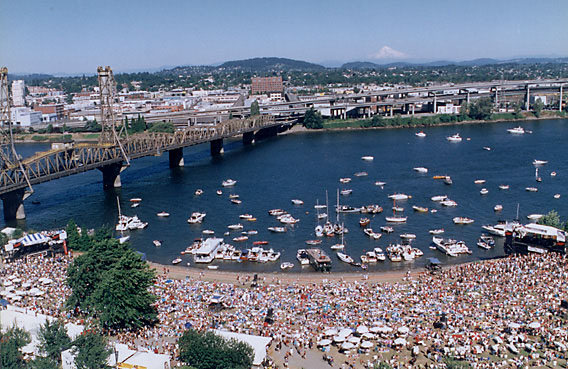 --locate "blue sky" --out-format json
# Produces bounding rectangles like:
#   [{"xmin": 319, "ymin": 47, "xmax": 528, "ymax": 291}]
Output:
[{"xmin": 1, "ymin": 0, "xmax": 567, "ymax": 74}]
